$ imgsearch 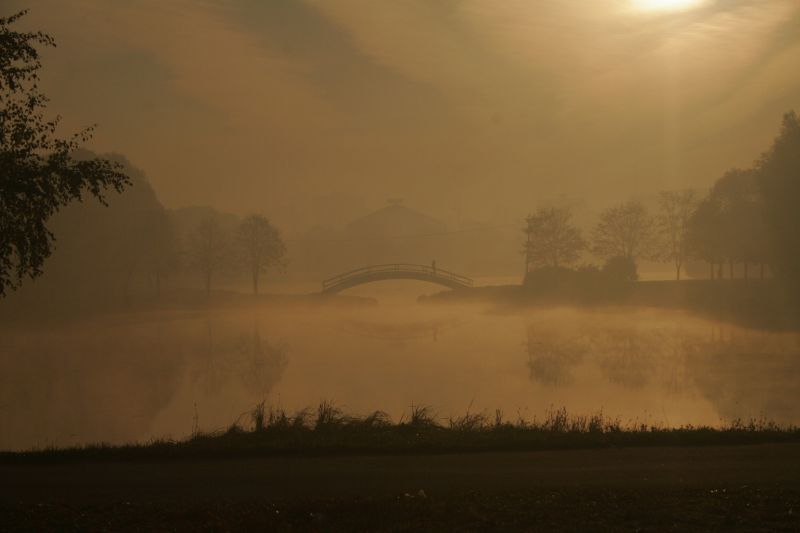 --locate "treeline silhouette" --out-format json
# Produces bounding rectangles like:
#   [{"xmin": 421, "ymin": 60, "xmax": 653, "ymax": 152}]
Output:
[
  {"xmin": 0, "ymin": 152, "xmax": 286, "ymax": 317},
  {"xmin": 523, "ymin": 111, "xmax": 800, "ymax": 295}
]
